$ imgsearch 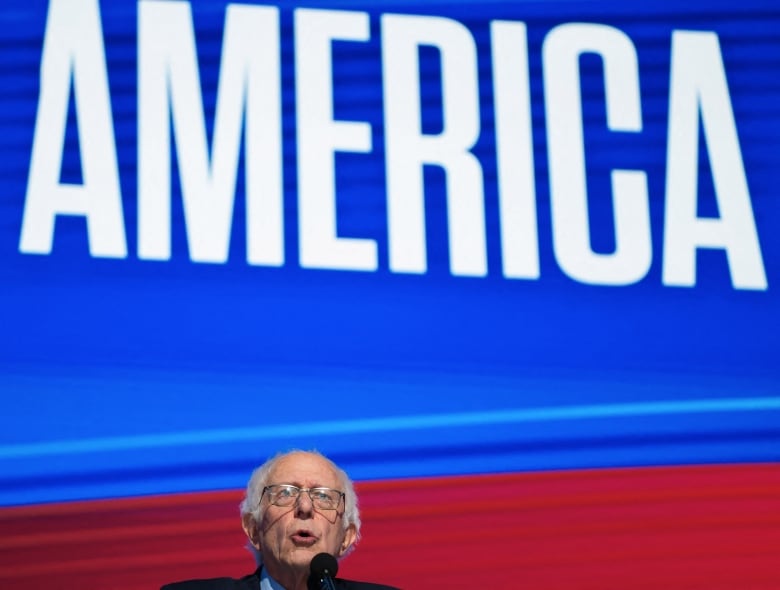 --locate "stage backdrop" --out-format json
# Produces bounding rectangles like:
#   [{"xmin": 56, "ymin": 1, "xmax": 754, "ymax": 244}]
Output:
[{"xmin": 1, "ymin": 0, "xmax": 778, "ymax": 588}]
